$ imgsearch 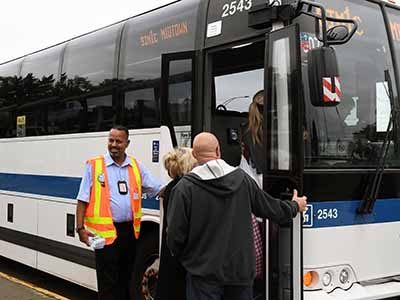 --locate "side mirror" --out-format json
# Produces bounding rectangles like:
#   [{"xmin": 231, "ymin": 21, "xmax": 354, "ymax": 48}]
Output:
[
  {"xmin": 308, "ymin": 46, "xmax": 341, "ymax": 107},
  {"xmin": 327, "ymin": 25, "xmax": 349, "ymax": 42}
]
